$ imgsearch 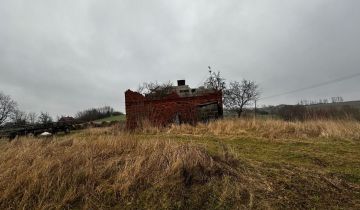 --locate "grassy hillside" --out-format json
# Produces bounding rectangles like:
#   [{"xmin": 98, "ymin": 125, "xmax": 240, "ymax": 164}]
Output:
[
  {"xmin": 307, "ymin": 100, "xmax": 360, "ymax": 109},
  {"xmin": 0, "ymin": 118, "xmax": 359, "ymax": 209},
  {"xmin": 94, "ymin": 114, "xmax": 126, "ymax": 123}
]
